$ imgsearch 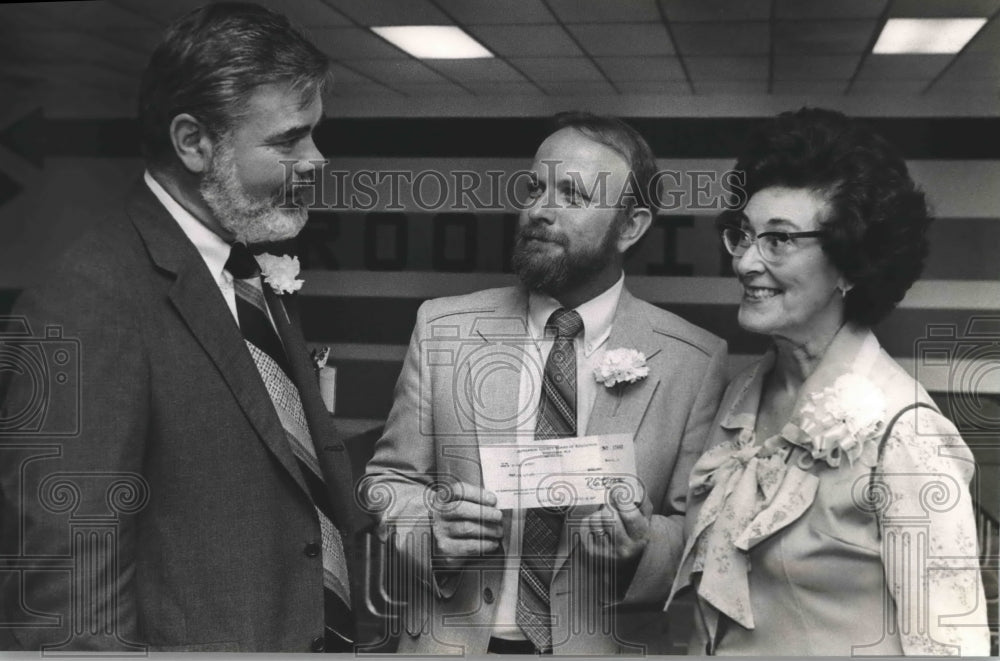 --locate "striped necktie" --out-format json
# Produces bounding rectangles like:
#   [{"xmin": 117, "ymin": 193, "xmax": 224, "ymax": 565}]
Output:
[
  {"xmin": 224, "ymin": 244, "xmax": 353, "ymax": 646},
  {"xmin": 516, "ymin": 308, "xmax": 584, "ymax": 652}
]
